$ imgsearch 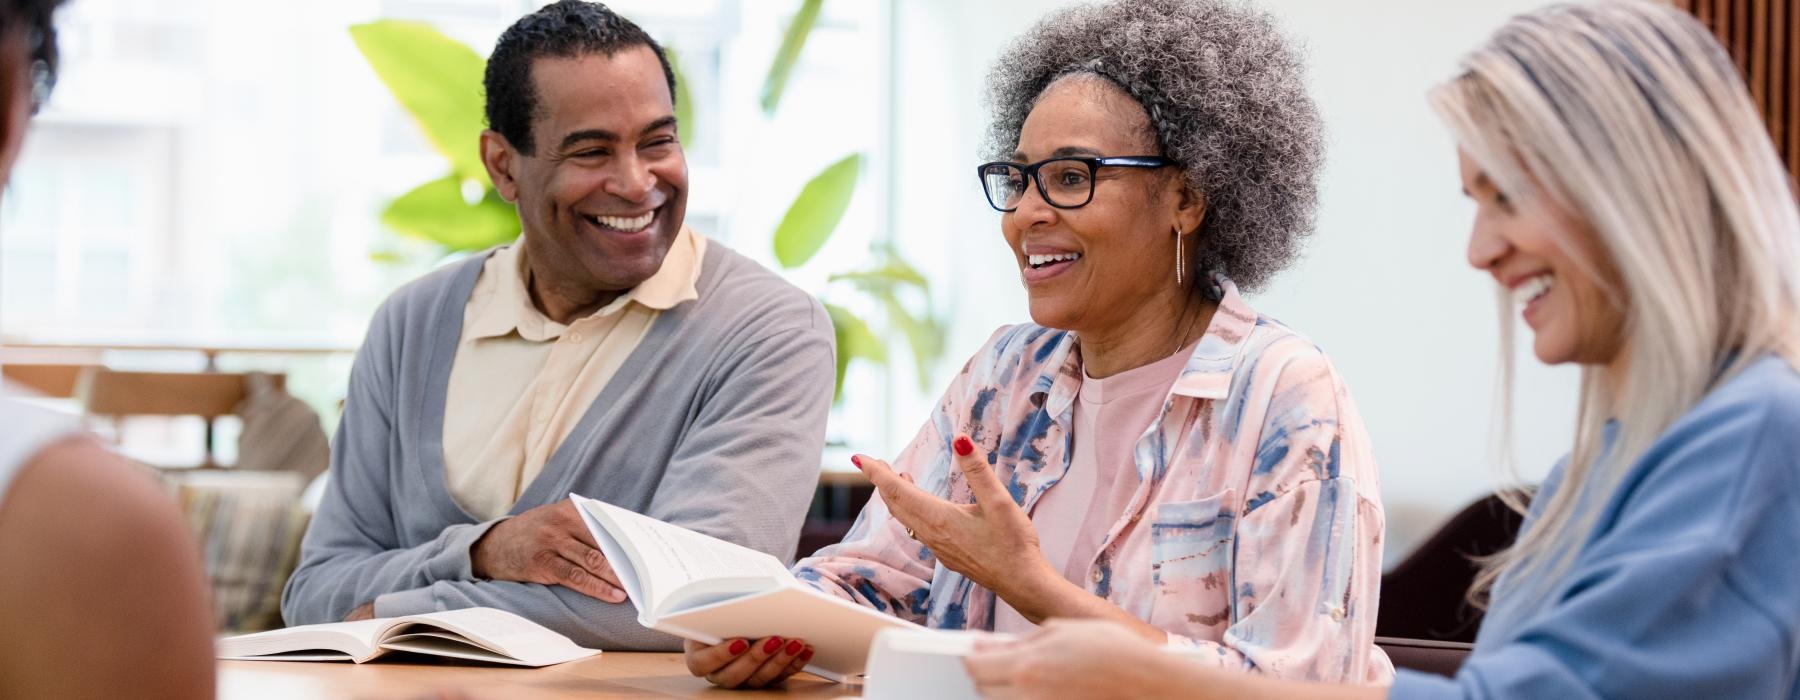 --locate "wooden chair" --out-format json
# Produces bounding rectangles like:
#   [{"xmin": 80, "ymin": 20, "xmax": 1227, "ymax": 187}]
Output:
[
  {"xmin": 1372, "ymin": 492, "xmax": 1530, "ymax": 677},
  {"xmin": 77, "ymin": 369, "xmax": 285, "ymax": 468},
  {"xmin": 1376, "ymin": 636, "xmax": 1476, "ymax": 678},
  {"xmin": 799, "ymin": 469, "xmax": 874, "ymax": 558},
  {"xmin": 1377, "ymin": 492, "xmax": 1528, "ymax": 645},
  {"xmin": 79, "ymin": 369, "xmax": 283, "ymax": 417},
  {"xmin": 2, "ymin": 362, "xmax": 98, "ymax": 398}
]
